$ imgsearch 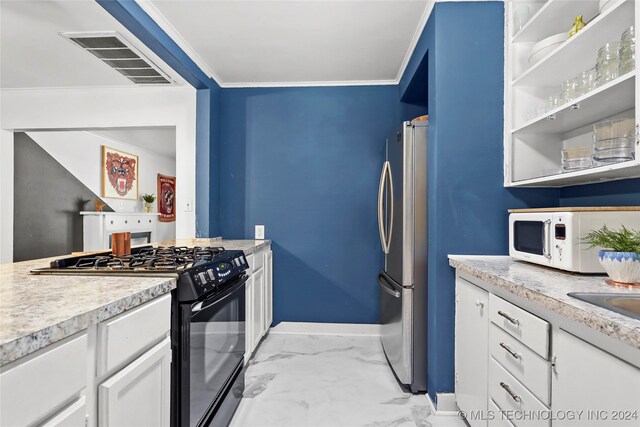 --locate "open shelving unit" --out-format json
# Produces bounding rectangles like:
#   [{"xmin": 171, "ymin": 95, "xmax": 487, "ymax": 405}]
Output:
[{"xmin": 504, "ymin": 0, "xmax": 640, "ymax": 188}]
